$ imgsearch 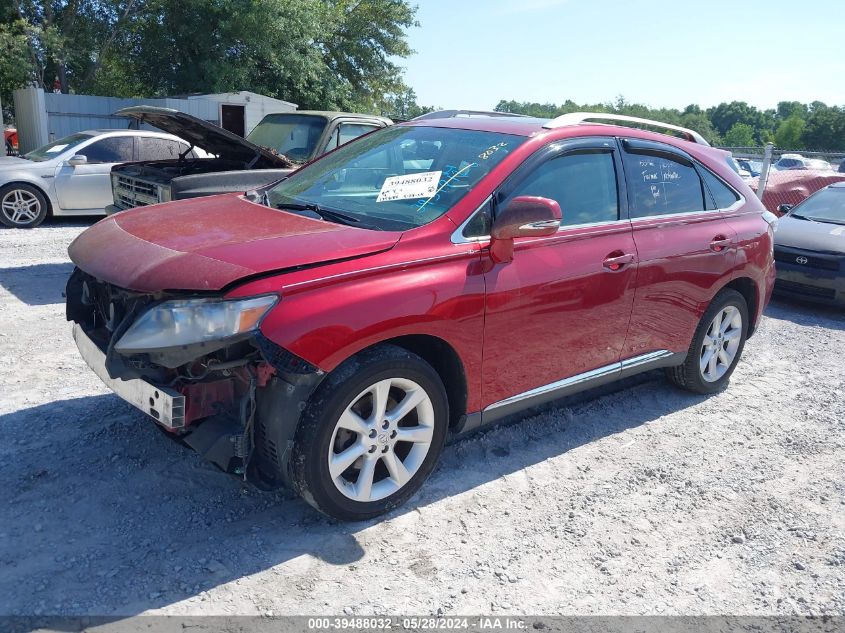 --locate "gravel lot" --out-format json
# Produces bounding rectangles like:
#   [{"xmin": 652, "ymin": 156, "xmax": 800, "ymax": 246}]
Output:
[{"xmin": 1, "ymin": 220, "xmax": 844, "ymax": 618}]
